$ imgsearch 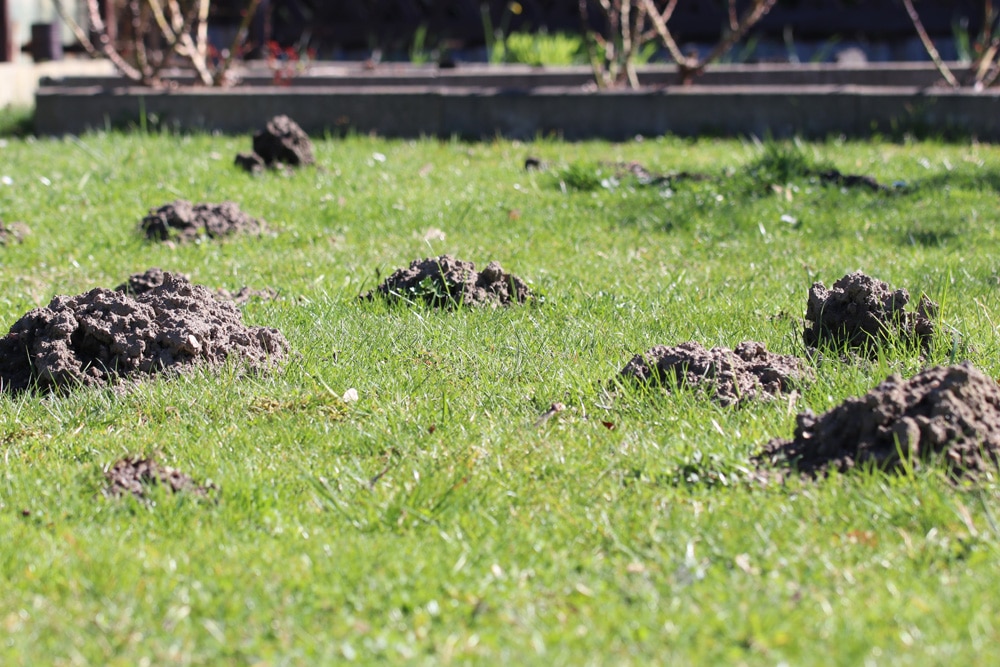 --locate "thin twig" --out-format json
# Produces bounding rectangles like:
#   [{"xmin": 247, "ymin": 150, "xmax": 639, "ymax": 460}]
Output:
[
  {"xmin": 643, "ymin": 0, "xmax": 689, "ymax": 68},
  {"xmin": 214, "ymin": 0, "xmax": 265, "ymax": 85},
  {"xmin": 902, "ymin": 0, "xmax": 959, "ymax": 88},
  {"xmin": 696, "ymin": 0, "xmax": 777, "ymax": 77}
]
